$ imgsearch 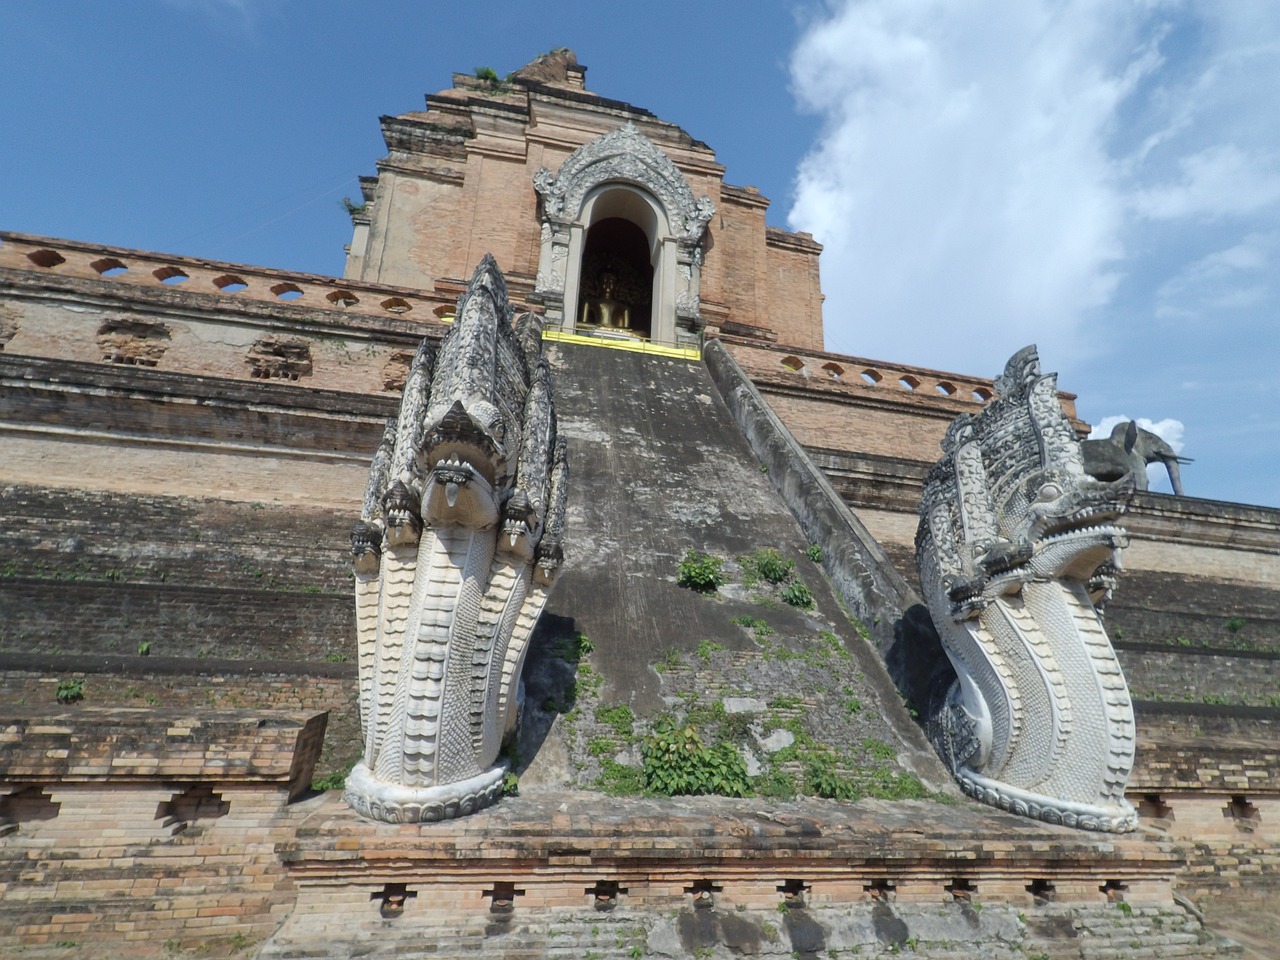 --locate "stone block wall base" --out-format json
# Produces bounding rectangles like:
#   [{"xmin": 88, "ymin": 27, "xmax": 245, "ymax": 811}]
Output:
[{"xmin": 258, "ymin": 898, "xmax": 1236, "ymax": 959}]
